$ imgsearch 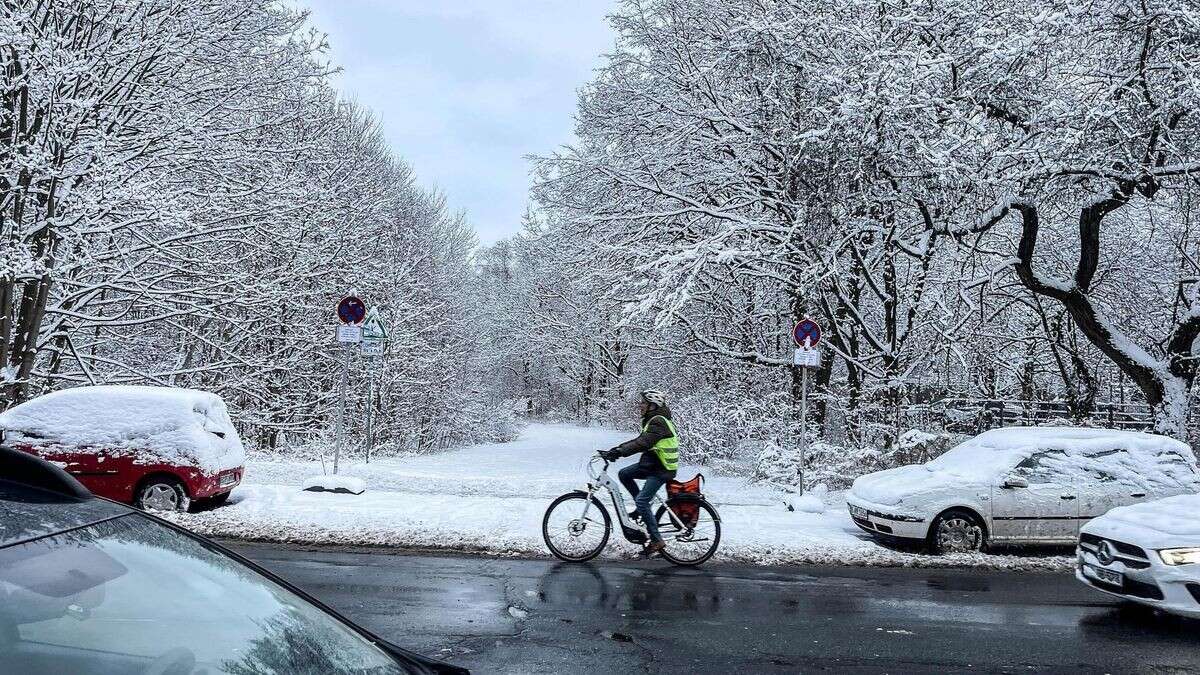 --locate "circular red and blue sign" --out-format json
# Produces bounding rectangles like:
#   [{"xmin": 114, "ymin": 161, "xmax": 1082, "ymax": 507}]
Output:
[
  {"xmin": 337, "ymin": 296, "xmax": 367, "ymax": 325},
  {"xmin": 792, "ymin": 318, "xmax": 822, "ymax": 348}
]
